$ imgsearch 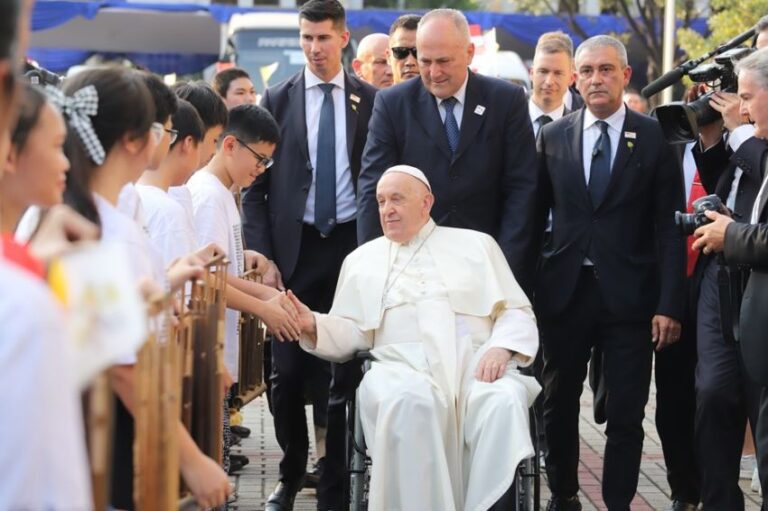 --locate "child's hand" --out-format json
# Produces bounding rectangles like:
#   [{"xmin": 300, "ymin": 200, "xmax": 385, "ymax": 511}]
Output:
[{"xmin": 261, "ymin": 293, "xmax": 301, "ymax": 341}]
